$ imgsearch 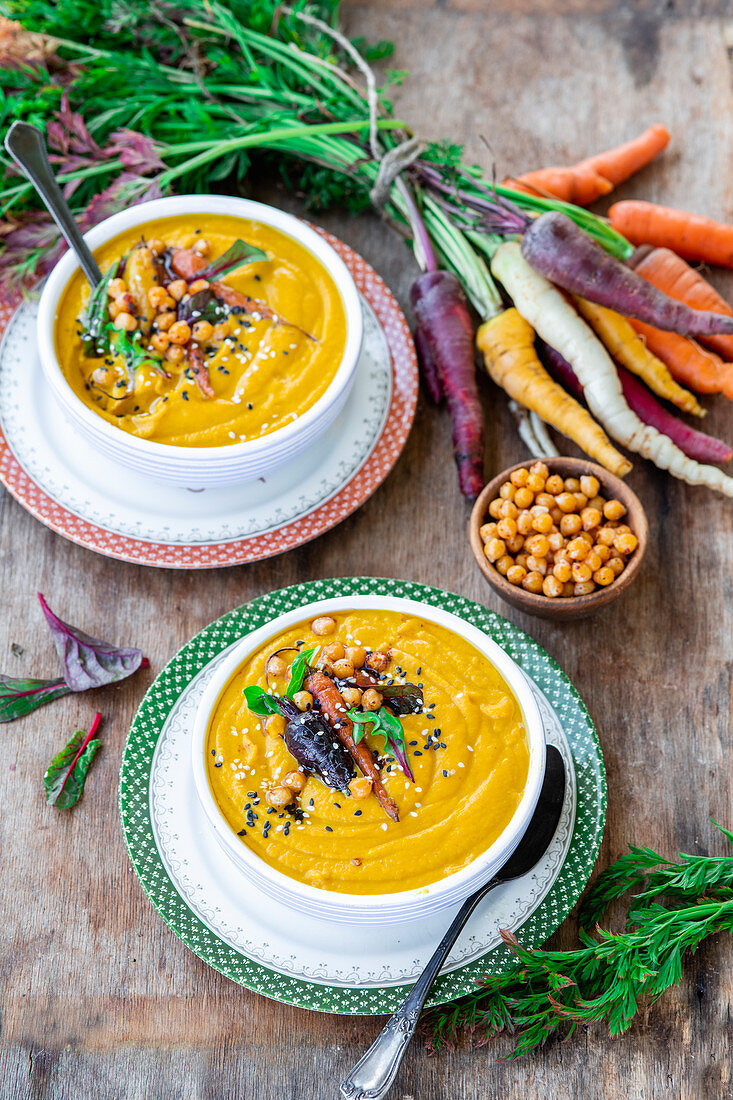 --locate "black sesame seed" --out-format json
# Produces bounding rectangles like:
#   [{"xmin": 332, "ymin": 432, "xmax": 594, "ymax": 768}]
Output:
[
  {"xmin": 333, "ymin": 802, "xmax": 341, "ymax": 809},
  {"xmin": 181, "ymin": 391, "xmax": 189, "ymax": 401},
  {"xmin": 237, "ymin": 829, "xmax": 246, "ymax": 836},
  {"xmin": 325, "ymin": 825, "xmax": 333, "ymax": 832},
  {"xmin": 414, "ymin": 750, "xmax": 422, "ymax": 757},
  {"xmin": 416, "ymin": 667, "xmax": 422, "ymax": 676},
  {"xmin": 211, "ymin": 749, "xmax": 216, "ymax": 756},
  {"xmin": 354, "ymin": 810, "xmax": 362, "ymax": 817},
  {"xmin": 283, "ymin": 823, "xmax": 290, "ymax": 836},
  {"xmin": 247, "ymin": 791, "xmax": 257, "ymax": 797},
  {"xmin": 442, "ymin": 769, "xmax": 448, "ymax": 777},
  {"xmin": 214, "ymin": 761, "xmax": 222, "ymax": 768}
]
